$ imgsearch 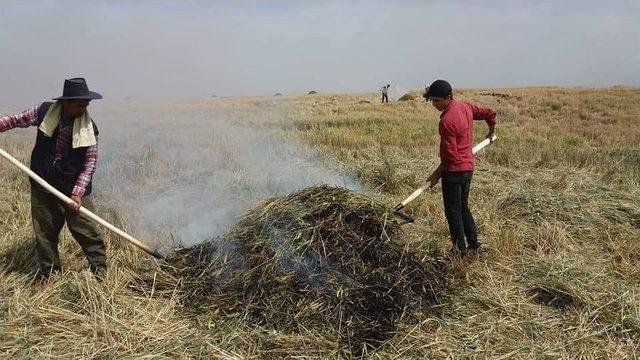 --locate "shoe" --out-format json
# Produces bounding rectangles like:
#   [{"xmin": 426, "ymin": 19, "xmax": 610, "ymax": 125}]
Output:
[
  {"xmin": 36, "ymin": 266, "xmax": 61, "ymax": 279},
  {"xmin": 450, "ymin": 247, "xmax": 467, "ymax": 258},
  {"xmin": 467, "ymin": 244, "xmax": 488, "ymax": 255},
  {"xmin": 90, "ymin": 265, "xmax": 107, "ymax": 281}
]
